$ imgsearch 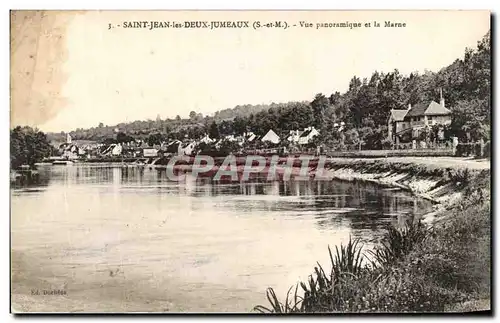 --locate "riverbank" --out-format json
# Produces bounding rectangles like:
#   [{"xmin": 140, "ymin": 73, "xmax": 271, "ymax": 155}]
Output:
[
  {"xmin": 255, "ymin": 158, "xmax": 491, "ymax": 313},
  {"xmin": 320, "ymin": 157, "xmax": 490, "ymax": 223}
]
